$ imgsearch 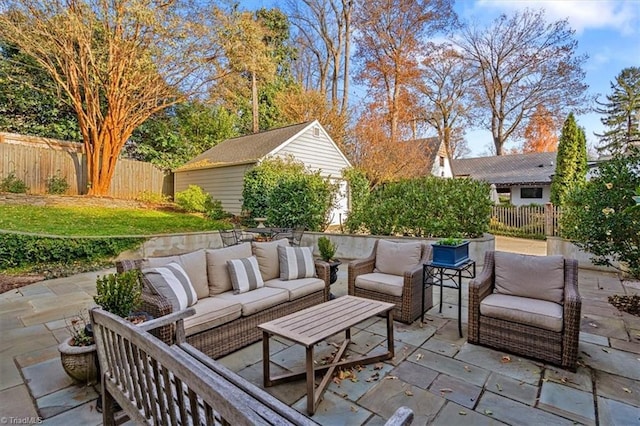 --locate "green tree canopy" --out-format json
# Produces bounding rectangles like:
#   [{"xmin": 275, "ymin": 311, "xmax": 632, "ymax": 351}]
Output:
[
  {"xmin": 550, "ymin": 113, "xmax": 587, "ymax": 205},
  {"xmin": 595, "ymin": 67, "xmax": 640, "ymax": 153},
  {"xmin": 0, "ymin": 40, "xmax": 80, "ymax": 140}
]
